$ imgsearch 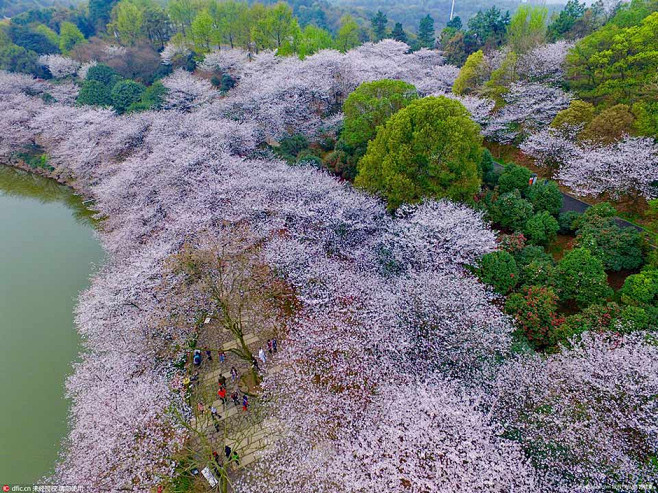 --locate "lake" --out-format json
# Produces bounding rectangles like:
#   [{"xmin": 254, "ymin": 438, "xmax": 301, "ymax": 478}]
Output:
[{"xmin": 0, "ymin": 166, "xmax": 104, "ymax": 483}]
